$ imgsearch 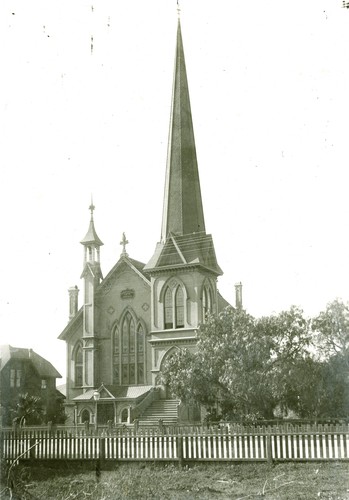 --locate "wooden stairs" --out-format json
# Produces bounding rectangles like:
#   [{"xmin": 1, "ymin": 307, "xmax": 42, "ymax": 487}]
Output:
[{"xmin": 138, "ymin": 399, "xmax": 180, "ymax": 426}]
